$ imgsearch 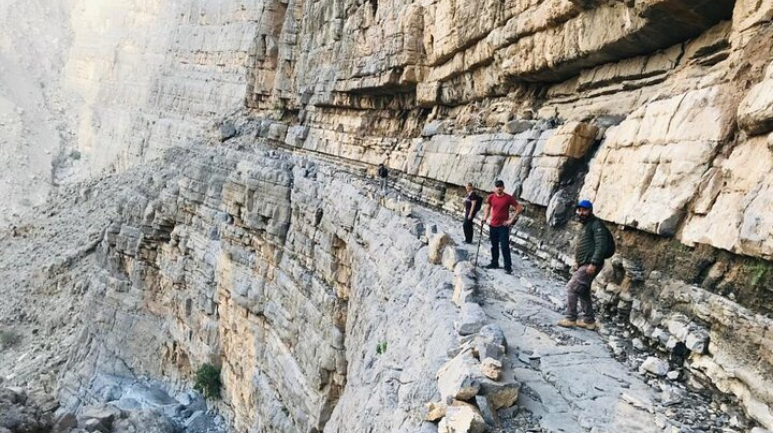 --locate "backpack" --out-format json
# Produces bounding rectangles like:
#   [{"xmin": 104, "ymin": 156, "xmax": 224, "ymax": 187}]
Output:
[{"xmin": 596, "ymin": 220, "xmax": 616, "ymax": 259}]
